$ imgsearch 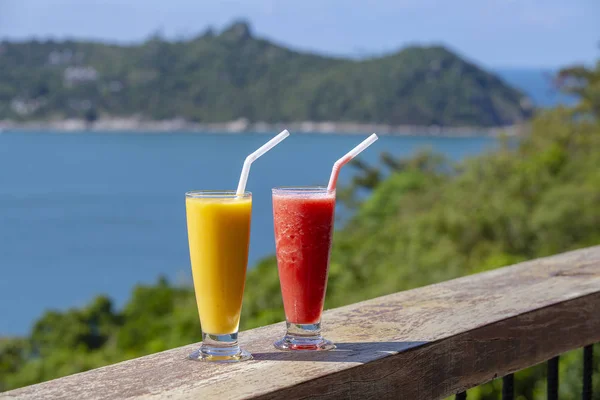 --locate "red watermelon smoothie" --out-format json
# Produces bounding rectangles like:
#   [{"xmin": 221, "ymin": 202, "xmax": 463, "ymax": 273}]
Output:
[{"xmin": 272, "ymin": 186, "xmax": 336, "ymax": 351}]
